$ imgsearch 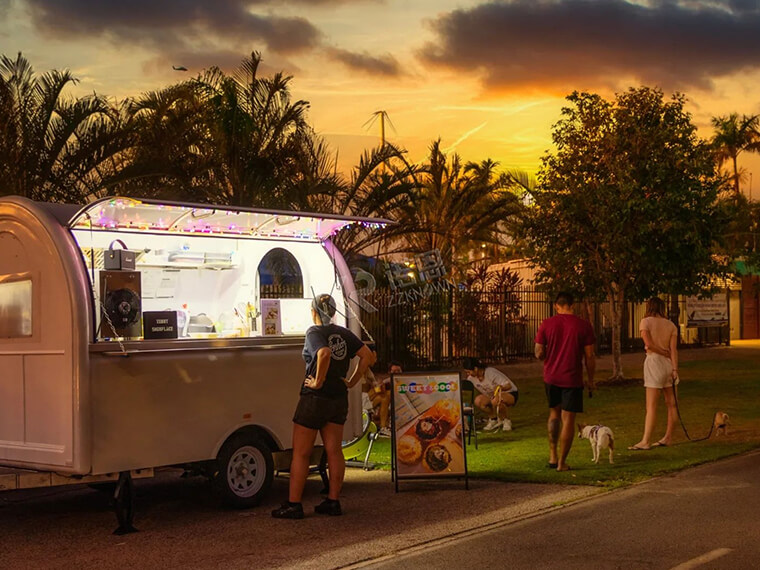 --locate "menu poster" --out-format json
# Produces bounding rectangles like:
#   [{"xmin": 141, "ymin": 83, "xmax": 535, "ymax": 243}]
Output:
[
  {"xmin": 261, "ymin": 299, "xmax": 282, "ymax": 336},
  {"xmin": 391, "ymin": 373, "xmax": 467, "ymax": 487}
]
